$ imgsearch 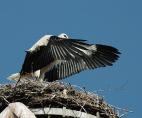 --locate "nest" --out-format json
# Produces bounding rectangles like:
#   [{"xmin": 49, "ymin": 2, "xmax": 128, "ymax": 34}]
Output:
[{"xmin": 0, "ymin": 80, "xmax": 120, "ymax": 118}]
